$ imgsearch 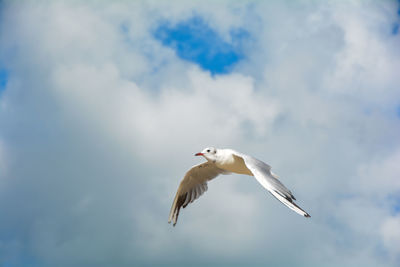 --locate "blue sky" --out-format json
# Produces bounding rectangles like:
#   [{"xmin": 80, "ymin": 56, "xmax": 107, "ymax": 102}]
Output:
[
  {"xmin": 0, "ymin": 69, "xmax": 7, "ymax": 93},
  {"xmin": 154, "ymin": 16, "xmax": 246, "ymax": 75},
  {"xmin": 1, "ymin": 1, "xmax": 400, "ymax": 267},
  {"xmin": 393, "ymin": 2, "xmax": 400, "ymax": 34},
  {"xmin": 393, "ymin": 0, "xmax": 400, "ymax": 34}
]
